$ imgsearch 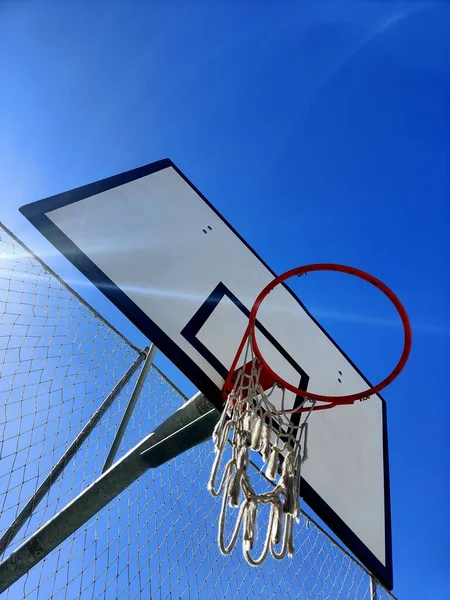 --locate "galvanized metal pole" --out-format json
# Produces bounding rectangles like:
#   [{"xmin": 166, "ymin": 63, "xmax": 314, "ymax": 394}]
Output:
[
  {"xmin": 0, "ymin": 393, "xmax": 219, "ymax": 594},
  {"xmin": 0, "ymin": 351, "xmax": 145, "ymax": 557},
  {"xmin": 370, "ymin": 575, "xmax": 378, "ymax": 600},
  {"xmin": 140, "ymin": 392, "xmax": 219, "ymax": 467},
  {"xmin": 103, "ymin": 345, "xmax": 157, "ymax": 472}
]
